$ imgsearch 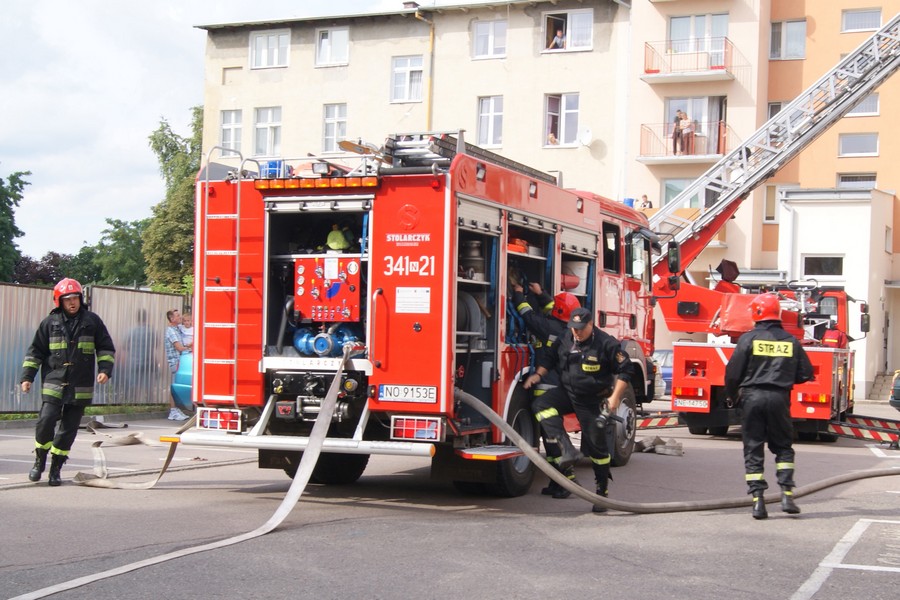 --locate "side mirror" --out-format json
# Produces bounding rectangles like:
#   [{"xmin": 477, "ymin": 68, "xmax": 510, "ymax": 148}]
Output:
[
  {"xmin": 667, "ymin": 243, "xmax": 681, "ymax": 274},
  {"xmin": 860, "ymin": 313, "xmax": 870, "ymax": 333}
]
